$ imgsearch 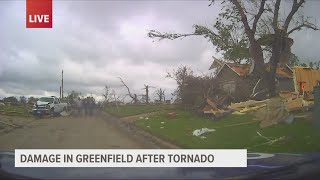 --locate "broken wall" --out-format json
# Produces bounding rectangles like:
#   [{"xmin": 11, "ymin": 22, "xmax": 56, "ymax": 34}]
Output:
[{"xmin": 293, "ymin": 67, "xmax": 320, "ymax": 93}]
